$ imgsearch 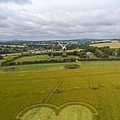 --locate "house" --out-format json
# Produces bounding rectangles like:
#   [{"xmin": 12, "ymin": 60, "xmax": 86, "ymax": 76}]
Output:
[{"xmin": 86, "ymin": 52, "xmax": 93, "ymax": 56}]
